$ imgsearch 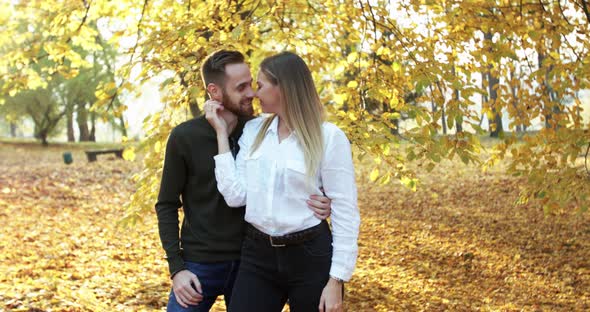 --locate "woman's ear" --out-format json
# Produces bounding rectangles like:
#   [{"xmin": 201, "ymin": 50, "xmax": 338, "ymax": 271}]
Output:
[{"xmin": 207, "ymin": 83, "xmax": 222, "ymax": 102}]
